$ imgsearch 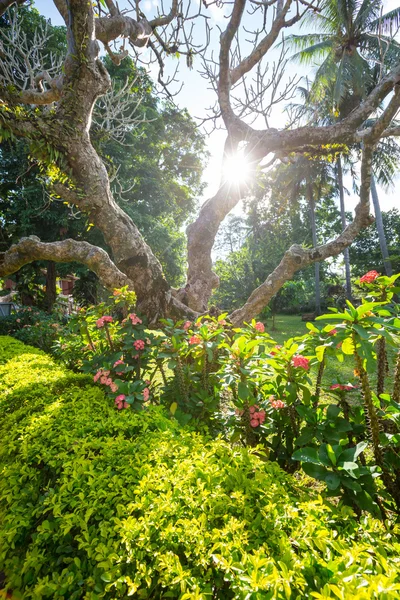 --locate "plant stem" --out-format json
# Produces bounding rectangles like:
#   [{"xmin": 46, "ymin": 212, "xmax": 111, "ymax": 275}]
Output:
[
  {"xmin": 392, "ymin": 349, "xmax": 400, "ymax": 404},
  {"xmin": 376, "ymin": 336, "xmax": 386, "ymax": 401},
  {"xmin": 104, "ymin": 323, "xmax": 114, "ymax": 351},
  {"xmin": 314, "ymin": 356, "xmax": 325, "ymax": 407}
]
